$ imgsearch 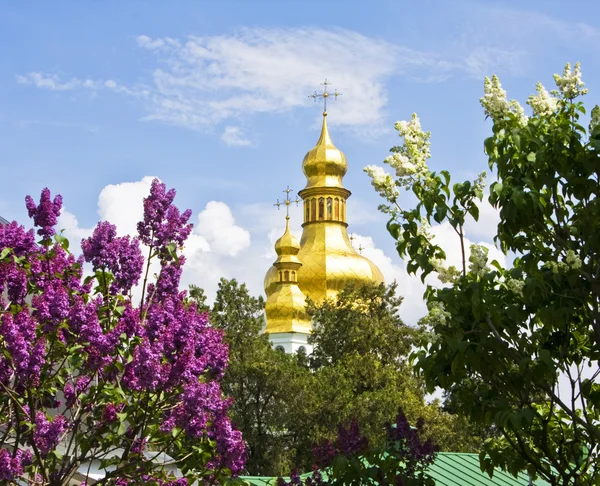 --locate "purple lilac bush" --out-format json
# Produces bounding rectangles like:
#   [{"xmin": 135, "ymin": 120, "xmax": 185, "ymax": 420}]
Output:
[
  {"xmin": 279, "ymin": 410, "xmax": 437, "ymax": 486},
  {"xmin": 0, "ymin": 179, "xmax": 245, "ymax": 485}
]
